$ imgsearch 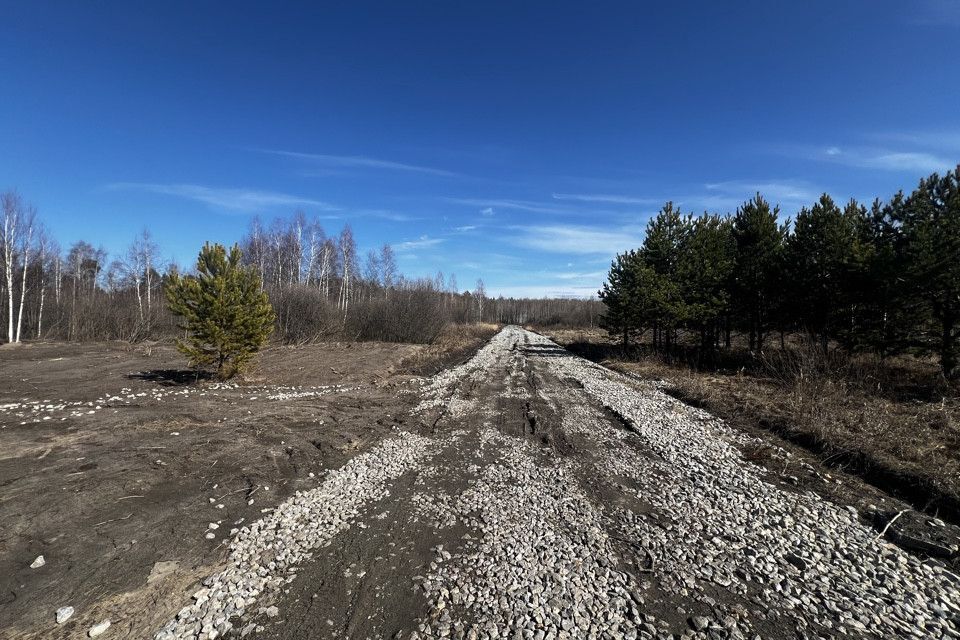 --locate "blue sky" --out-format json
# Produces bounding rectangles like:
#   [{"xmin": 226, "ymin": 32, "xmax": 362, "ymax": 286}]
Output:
[{"xmin": 1, "ymin": 1, "xmax": 958, "ymax": 297}]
